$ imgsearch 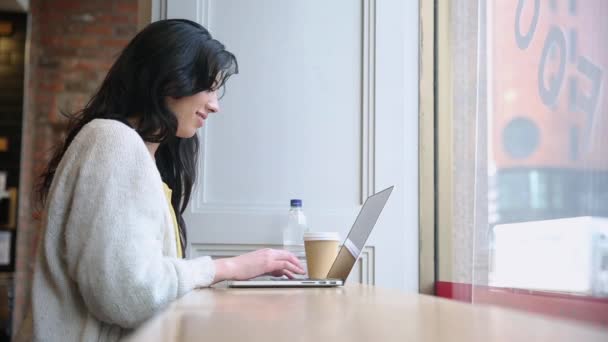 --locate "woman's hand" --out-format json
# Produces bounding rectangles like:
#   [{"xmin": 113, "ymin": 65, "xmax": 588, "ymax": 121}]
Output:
[{"xmin": 212, "ymin": 248, "xmax": 306, "ymax": 283}]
